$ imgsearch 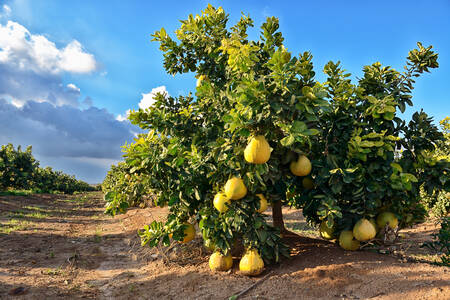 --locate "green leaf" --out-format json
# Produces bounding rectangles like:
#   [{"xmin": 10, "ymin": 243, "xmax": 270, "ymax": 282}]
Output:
[{"xmin": 280, "ymin": 135, "xmax": 295, "ymax": 146}]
